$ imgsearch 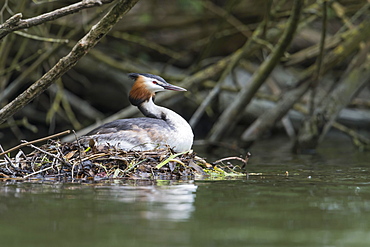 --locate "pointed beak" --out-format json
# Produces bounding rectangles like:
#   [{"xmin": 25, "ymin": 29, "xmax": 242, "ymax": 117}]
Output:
[{"xmin": 163, "ymin": 84, "xmax": 187, "ymax": 91}]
